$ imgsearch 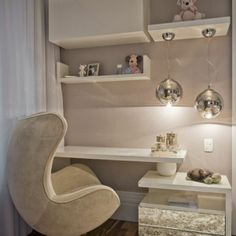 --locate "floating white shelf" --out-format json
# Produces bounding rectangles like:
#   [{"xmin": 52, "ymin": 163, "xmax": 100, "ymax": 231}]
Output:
[
  {"xmin": 138, "ymin": 171, "xmax": 231, "ymax": 193},
  {"xmin": 148, "ymin": 17, "xmax": 231, "ymax": 42},
  {"xmin": 57, "ymin": 55, "xmax": 151, "ymax": 84},
  {"xmin": 59, "ymin": 74, "xmax": 150, "ymax": 84},
  {"xmin": 55, "ymin": 146, "xmax": 187, "ymax": 163}
]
